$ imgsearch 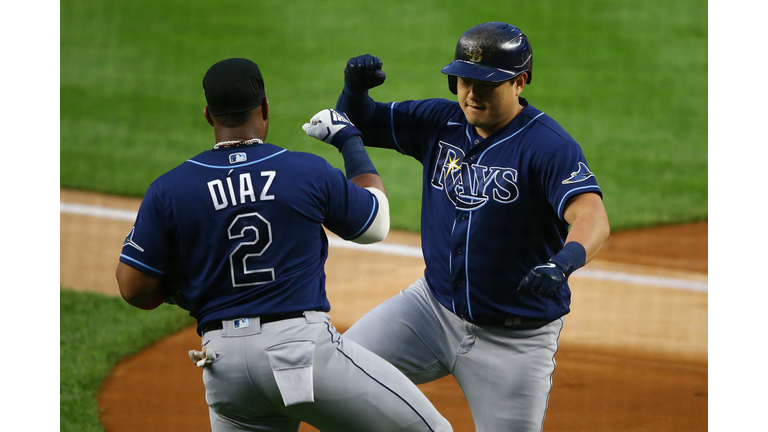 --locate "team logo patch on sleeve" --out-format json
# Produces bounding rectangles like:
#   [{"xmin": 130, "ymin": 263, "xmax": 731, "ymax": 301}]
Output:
[
  {"xmin": 229, "ymin": 152, "xmax": 247, "ymax": 164},
  {"xmin": 562, "ymin": 162, "xmax": 595, "ymax": 184},
  {"xmin": 123, "ymin": 226, "xmax": 145, "ymax": 252}
]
